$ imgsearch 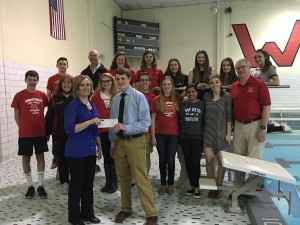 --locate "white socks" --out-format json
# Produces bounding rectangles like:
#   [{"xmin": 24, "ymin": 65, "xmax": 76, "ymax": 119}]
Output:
[
  {"xmin": 38, "ymin": 171, "xmax": 45, "ymax": 187},
  {"xmin": 25, "ymin": 172, "xmax": 33, "ymax": 186}
]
